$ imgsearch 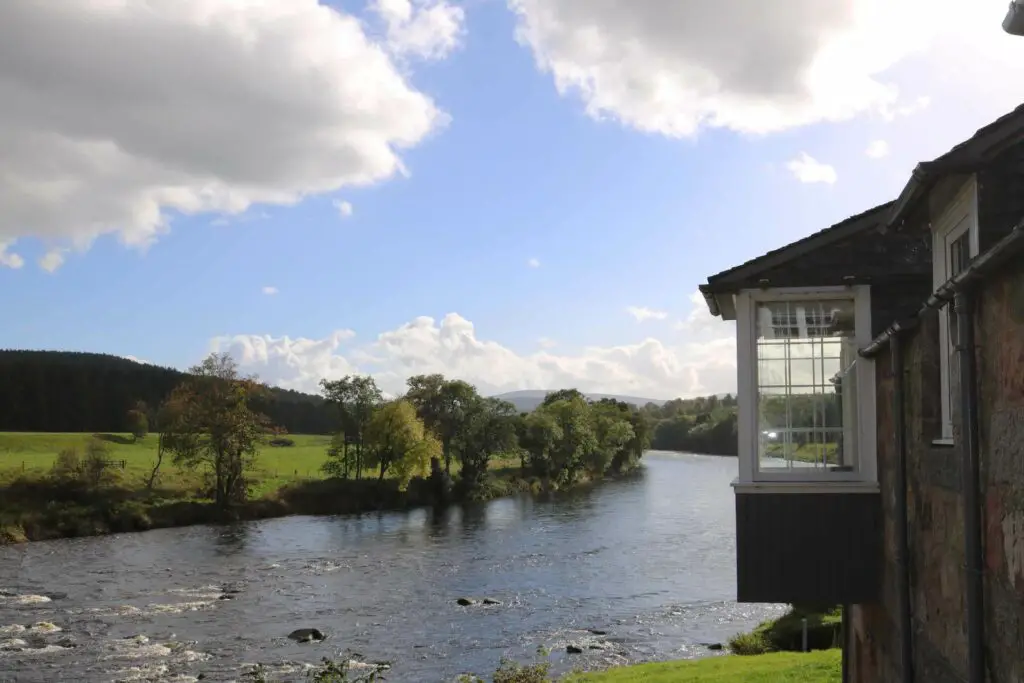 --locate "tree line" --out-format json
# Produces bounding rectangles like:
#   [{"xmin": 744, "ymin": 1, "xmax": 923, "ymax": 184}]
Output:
[
  {"xmin": 0, "ymin": 350, "xmax": 335, "ymax": 434},
  {"xmin": 136, "ymin": 354, "xmax": 656, "ymax": 510},
  {"xmin": 642, "ymin": 394, "xmax": 739, "ymax": 456}
]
